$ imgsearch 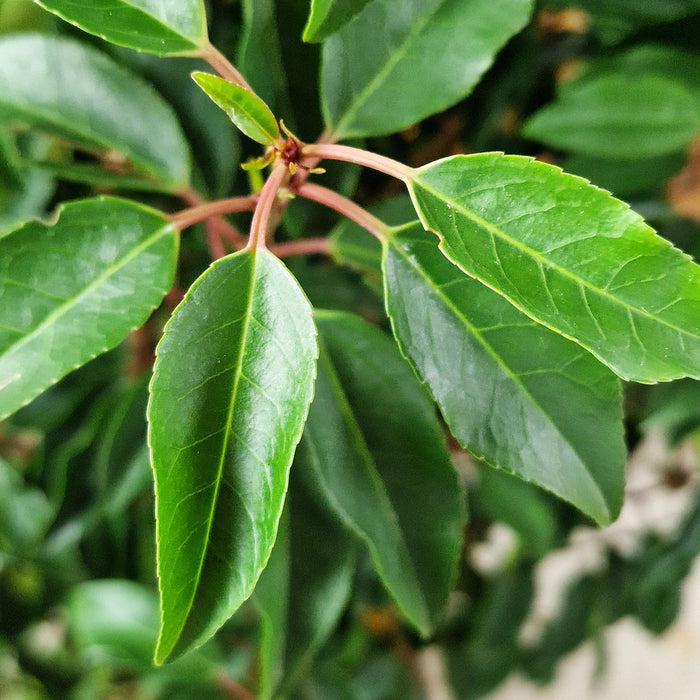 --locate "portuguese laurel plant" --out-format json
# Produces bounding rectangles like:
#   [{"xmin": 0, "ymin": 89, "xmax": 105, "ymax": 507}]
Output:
[{"xmin": 2, "ymin": 0, "xmax": 700, "ymax": 696}]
